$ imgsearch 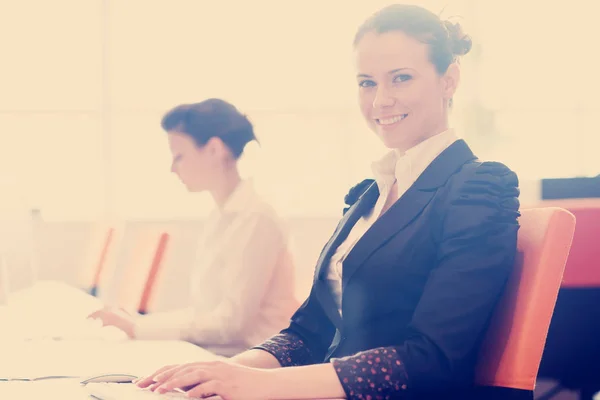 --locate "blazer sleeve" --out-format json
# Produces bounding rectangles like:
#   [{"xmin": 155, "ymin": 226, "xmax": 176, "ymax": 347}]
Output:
[
  {"xmin": 330, "ymin": 162, "xmax": 521, "ymax": 399},
  {"xmin": 252, "ymin": 285, "xmax": 336, "ymax": 367},
  {"xmin": 252, "ymin": 179, "xmax": 375, "ymax": 367}
]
